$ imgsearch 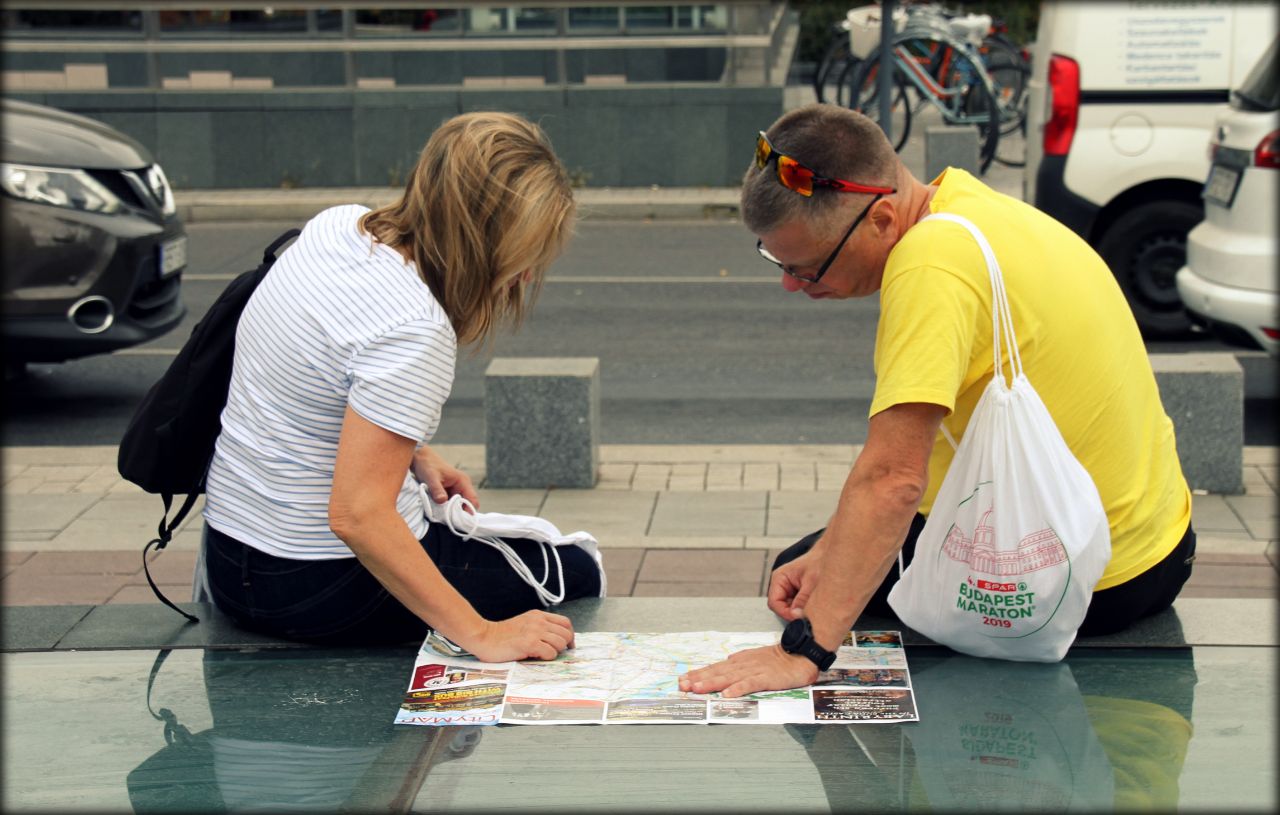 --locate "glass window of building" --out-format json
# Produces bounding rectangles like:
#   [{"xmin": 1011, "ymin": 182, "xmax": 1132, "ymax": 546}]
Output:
[
  {"xmin": 1, "ymin": 9, "xmax": 144, "ymax": 37},
  {"xmin": 624, "ymin": 6, "xmax": 674, "ymax": 29},
  {"xmin": 512, "ymin": 7, "xmax": 559, "ymax": 32},
  {"xmin": 353, "ymin": 8, "xmax": 463, "ymax": 36},
  {"xmin": 157, "ymin": 9, "xmax": 341, "ymax": 36},
  {"xmin": 567, "ymin": 6, "xmax": 621, "ymax": 32}
]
